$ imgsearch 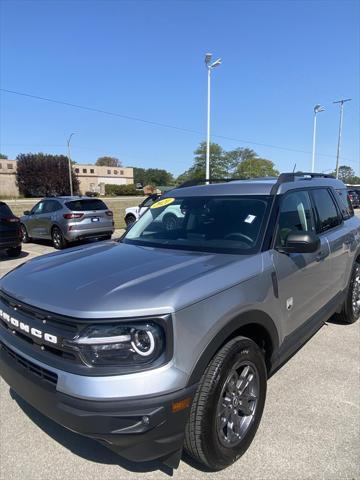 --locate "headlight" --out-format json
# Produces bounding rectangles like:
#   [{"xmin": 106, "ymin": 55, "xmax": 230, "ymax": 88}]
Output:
[{"xmin": 63, "ymin": 322, "xmax": 165, "ymax": 368}]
